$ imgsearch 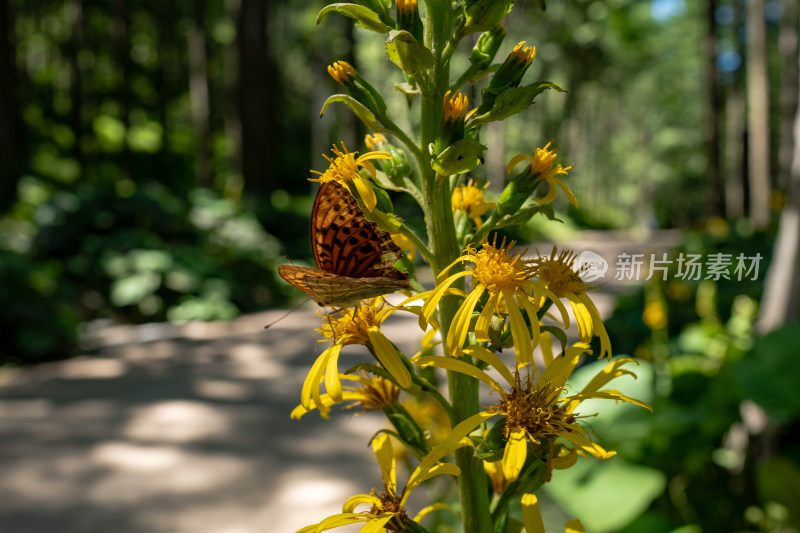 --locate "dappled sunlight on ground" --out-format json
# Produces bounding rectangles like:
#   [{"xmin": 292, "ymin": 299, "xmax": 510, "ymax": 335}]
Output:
[{"xmin": 0, "ymin": 306, "xmax": 419, "ymax": 533}]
